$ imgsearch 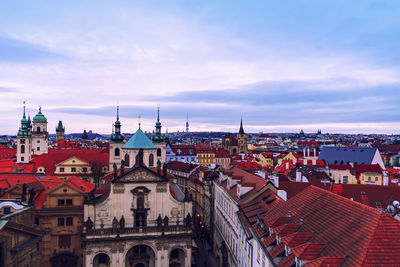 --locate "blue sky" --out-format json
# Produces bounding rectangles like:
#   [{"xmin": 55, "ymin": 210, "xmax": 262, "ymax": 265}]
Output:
[{"xmin": 1, "ymin": 0, "xmax": 400, "ymax": 134}]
